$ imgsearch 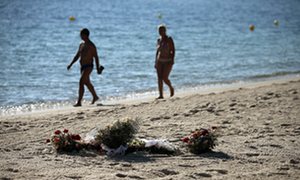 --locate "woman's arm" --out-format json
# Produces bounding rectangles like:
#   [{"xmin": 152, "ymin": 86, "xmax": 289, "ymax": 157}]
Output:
[
  {"xmin": 169, "ymin": 37, "xmax": 175, "ymax": 64},
  {"xmin": 155, "ymin": 39, "xmax": 160, "ymax": 68}
]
